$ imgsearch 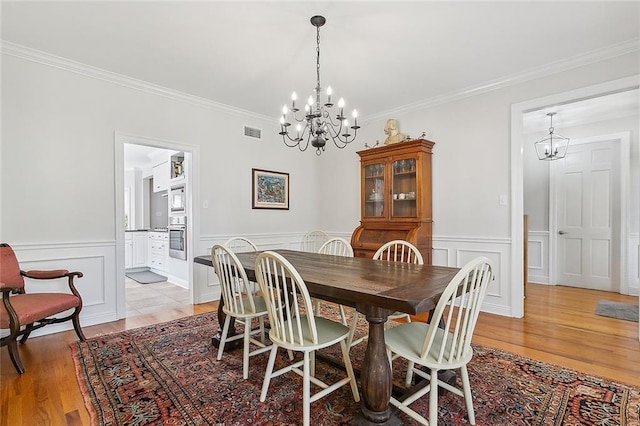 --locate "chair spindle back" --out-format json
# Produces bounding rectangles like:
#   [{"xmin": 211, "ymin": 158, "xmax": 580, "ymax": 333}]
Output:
[
  {"xmin": 318, "ymin": 237, "xmax": 354, "ymax": 257},
  {"xmin": 421, "ymin": 257, "xmax": 493, "ymax": 363},
  {"xmin": 211, "ymin": 244, "xmax": 259, "ymax": 316},
  {"xmin": 255, "ymin": 251, "xmax": 317, "ymax": 347}
]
